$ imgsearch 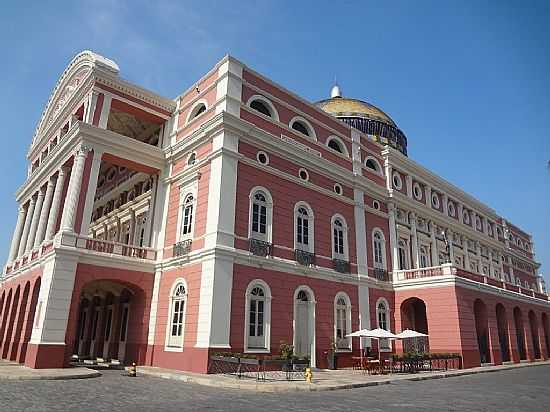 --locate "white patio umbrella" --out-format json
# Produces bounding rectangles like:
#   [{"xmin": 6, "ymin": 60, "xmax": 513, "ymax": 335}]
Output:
[
  {"xmin": 346, "ymin": 328, "xmax": 399, "ymax": 362},
  {"xmin": 396, "ymin": 329, "xmax": 429, "ymax": 353},
  {"xmin": 395, "ymin": 329, "xmax": 428, "ymax": 339}
]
